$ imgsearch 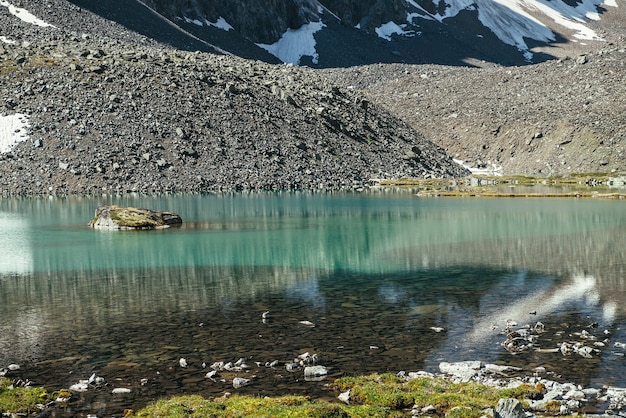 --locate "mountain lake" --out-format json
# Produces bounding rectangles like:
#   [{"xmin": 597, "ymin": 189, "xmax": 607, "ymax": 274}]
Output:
[{"xmin": 0, "ymin": 191, "xmax": 625, "ymax": 415}]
